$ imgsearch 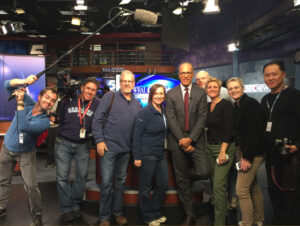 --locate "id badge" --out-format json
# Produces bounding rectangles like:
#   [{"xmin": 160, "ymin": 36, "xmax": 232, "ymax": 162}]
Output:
[
  {"xmin": 19, "ymin": 133, "xmax": 24, "ymax": 144},
  {"xmin": 79, "ymin": 128, "xmax": 86, "ymax": 139},
  {"xmin": 266, "ymin": 121, "xmax": 272, "ymax": 132}
]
